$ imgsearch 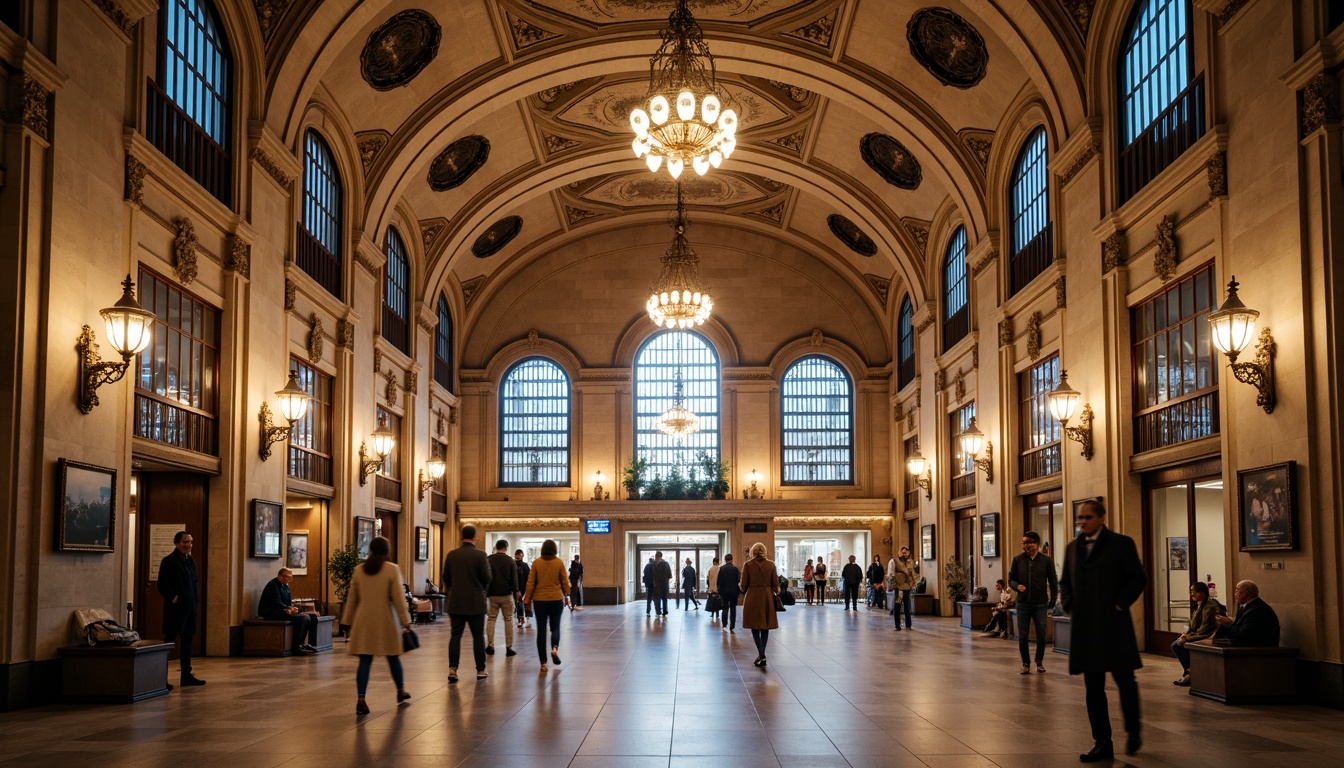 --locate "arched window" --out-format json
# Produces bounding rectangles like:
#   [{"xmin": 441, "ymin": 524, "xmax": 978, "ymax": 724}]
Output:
[
  {"xmin": 382, "ymin": 228, "xmax": 410, "ymax": 354},
  {"xmin": 781, "ymin": 356, "xmax": 853, "ymax": 485},
  {"xmin": 150, "ymin": 0, "xmax": 232, "ymax": 204},
  {"xmin": 1009, "ymin": 128, "xmax": 1051, "ymax": 294},
  {"xmin": 1118, "ymin": 0, "xmax": 1201, "ymax": 202},
  {"xmin": 434, "ymin": 294, "xmax": 453, "ymax": 392},
  {"xmin": 897, "ymin": 296, "xmax": 915, "ymax": 389},
  {"xmin": 943, "ymin": 226, "xmax": 969, "ymax": 351},
  {"xmin": 299, "ymin": 130, "xmax": 343, "ymax": 298},
  {"xmin": 499, "ymin": 358, "xmax": 570, "ymax": 486},
  {"xmin": 634, "ymin": 331, "xmax": 720, "ymax": 479}
]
